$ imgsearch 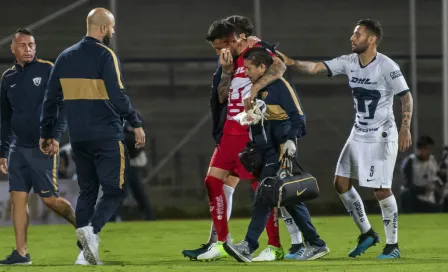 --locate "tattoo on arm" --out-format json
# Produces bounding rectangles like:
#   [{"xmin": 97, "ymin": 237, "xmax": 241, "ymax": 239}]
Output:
[
  {"xmin": 291, "ymin": 60, "xmax": 327, "ymax": 75},
  {"xmin": 251, "ymin": 57, "xmax": 286, "ymax": 92},
  {"xmin": 400, "ymin": 92, "xmax": 413, "ymax": 129},
  {"xmin": 217, "ymin": 73, "xmax": 232, "ymax": 103},
  {"xmin": 316, "ymin": 67, "xmax": 328, "ymax": 74}
]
